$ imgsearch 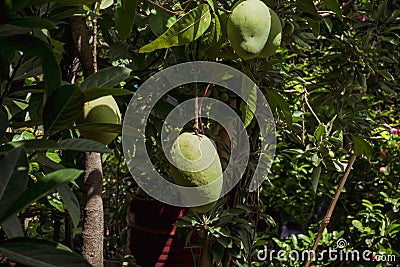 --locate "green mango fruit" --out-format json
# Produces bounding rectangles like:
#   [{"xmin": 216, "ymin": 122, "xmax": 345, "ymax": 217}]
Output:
[
  {"xmin": 79, "ymin": 95, "xmax": 121, "ymax": 145},
  {"xmin": 170, "ymin": 132, "xmax": 223, "ymax": 213},
  {"xmin": 227, "ymin": 0, "xmax": 271, "ymax": 60},
  {"xmin": 258, "ymin": 8, "xmax": 282, "ymax": 58}
]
